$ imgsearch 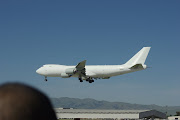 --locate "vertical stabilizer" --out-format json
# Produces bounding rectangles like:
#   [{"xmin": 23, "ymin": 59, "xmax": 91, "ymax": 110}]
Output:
[{"xmin": 125, "ymin": 47, "xmax": 151, "ymax": 66}]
